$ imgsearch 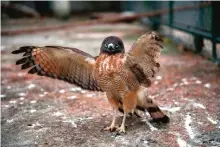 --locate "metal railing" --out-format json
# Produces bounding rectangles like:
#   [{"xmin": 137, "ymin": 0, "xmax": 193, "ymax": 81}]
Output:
[{"xmin": 140, "ymin": 1, "xmax": 220, "ymax": 63}]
